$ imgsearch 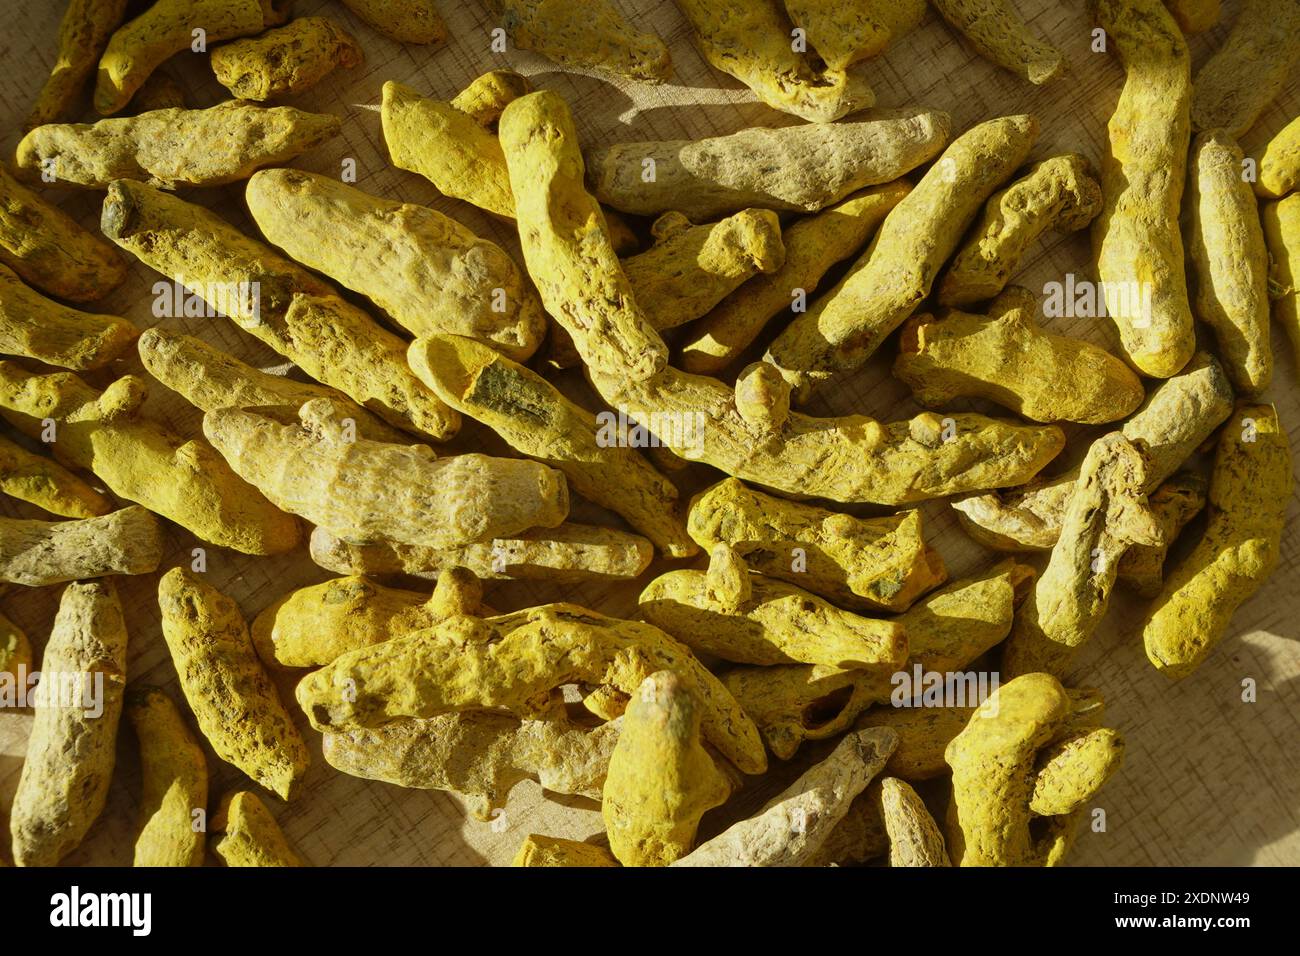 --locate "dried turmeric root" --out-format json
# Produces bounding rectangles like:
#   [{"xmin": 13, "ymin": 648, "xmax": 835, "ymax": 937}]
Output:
[
  {"xmin": 408, "ymin": 334, "xmax": 694, "ymax": 557},
  {"xmin": 487, "ymin": 0, "xmax": 670, "ymax": 83},
  {"xmin": 1191, "ymin": 0, "xmax": 1300, "ymax": 138},
  {"xmin": 639, "ymin": 544, "xmax": 907, "ymax": 668},
  {"xmin": 212, "ymin": 791, "xmax": 302, "ymax": 867},
  {"xmin": 17, "ymin": 101, "xmax": 341, "ymax": 190},
  {"xmin": 296, "ymin": 602, "xmax": 767, "ymax": 774},
  {"xmin": 340, "ymin": 0, "xmax": 446, "ymax": 44},
  {"xmin": 930, "ymin": 0, "xmax": 1065, "ymax": 84},
  {"xmin": 1142, "ymin": 405, "xmax": 1292, "ymax": 679},
  {"xmin": 0, "ymin": 166, "xmax": 127, "ymax": 303},
  {"xmin": 204, "ymin": 400, "xmax": 568, "ymax": 550},
  {"xmin": 1117, "ymin": 472, "xmax": 1207, "ymax": 598},
  {"xmin": 1255, "ymin": 116, "xmax": 1300, "ymax": 200},
  {"xmin": 0, "ymin": 506, "xmax": 163, "ymax": 587},
  {"xmin": 309, "ymin": 523, "xmax": 652, "ymax": 583},
  {"xmin": 0, "ymin": 264, "xmax": 137, "ymax": 371},
  {"xmin": 946, "ymin": 673, "xmax": 1124, "ymax": 866},
  {"xmin": 0, "ymin": 431, "xmax": 110, "ymax": 518},
  {"xmin": 781, "ymin": 0, "xmax": 892, "ymax": 70},
  {"xmin": 10, "ymin": 581, "xmax": 126, "ymax": 866},
  {"xmin": 674, "ymin": 0, "xmax": 873, "ymax": 122},
  {"xmin": 513, "ymin": 835, "xmax": 620, "ymax": 867},
  {"xmin": 26, "ymin": 0, "xmax": 129, "ymax": 130},
  {"xmin": 246, "ymin": 169, "xmax": 545, "ymax": 361},
  {"xmin": 881, "ymin": 777, "xmax": 950, "ymax": 867},
  {"xmin": 127, "ymin": 687, "xmax": 208, "ymax": 867},
  {"xmin": 1263, "ymin": 194, "xmax": 1300, "ymax": 371},
  {"xmin": 0, "ymin": 363, "xmax": 300, "ymax": 555},
  {"xmin": 1163, "ymin": 0, "xmax": 1220, "ymax": 32},
  {"xmin": 100, "ymin": 179, "xmax": 461, "ymax": 441},
  {"xmin": 603, "ymin": 672, "xmax": 734, "ymax": 866},
  {"xmin": 210, "ymin": 16, "xmax": 363, "ymax": 100},
  {"xmin": 160, "ymin": 568, "xmax": 310, "ymax": 800},
  {"xmin": 94, "ymin": 0, "xmax": 291, "ymax": 114},
  {"xmin": 895, "ymin": 289, "xmax": 1144, "ymax": 424},
  {"xmin": 686, "ymin": 477, "xmax": 946, "ymax": 613}
]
